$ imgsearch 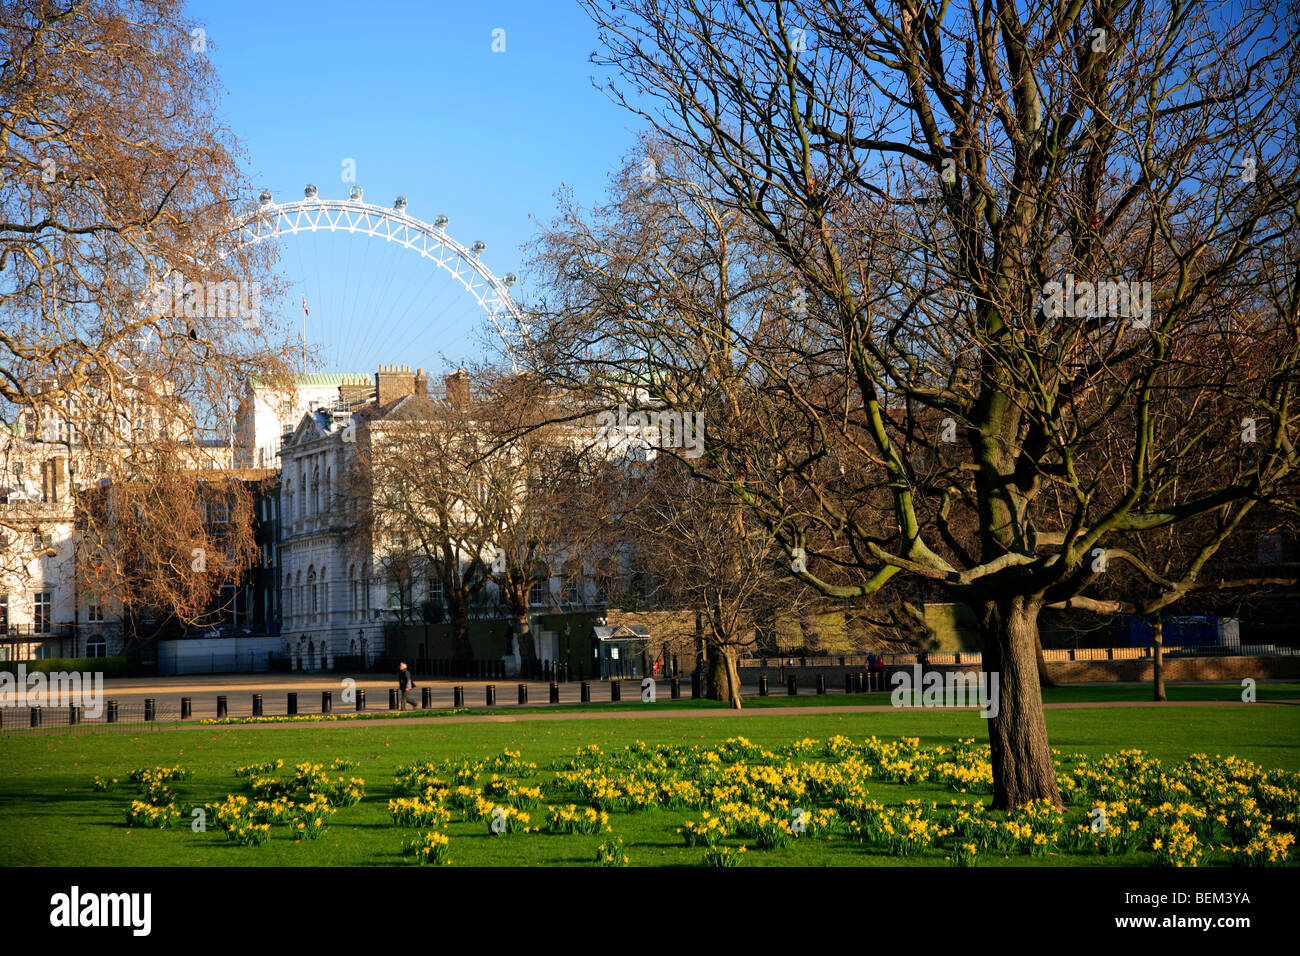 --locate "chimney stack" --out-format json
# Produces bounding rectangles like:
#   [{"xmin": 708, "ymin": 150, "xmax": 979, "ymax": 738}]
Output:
[
  {"xmin": 445, "ymin": 368, "xmax": 470, "ymax": 409},
  {"xmin": 376, "ymin": 363, "xmax": 417, "ymax": 406}
]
